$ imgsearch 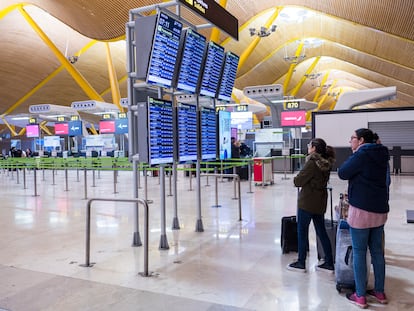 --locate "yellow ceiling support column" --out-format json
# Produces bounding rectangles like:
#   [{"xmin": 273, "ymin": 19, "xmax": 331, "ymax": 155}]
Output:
[
  {"xmin": 306, "ymin": 80, "xmax": 337, "ymax": 122},
  {"xmin": 210, "ymin": 0, "xmax": 228, "ymax": 43},
  {"xmin": 1, "ymin": 117, "xmax": 18, "ymax": 136},
  {"xmin": 2, "ymin": 67, "xmax": 65, "ymax": 116},
  {"xmin": 238, "ymin": 7, "xmax": 282, "ymax": 70},
  {"xmin": 18, "ymin": 6, "xmax": 104, "ymax": 102},
  {"xmin": 329, "ymin": 87, "xmax": 343, "ymax": 110},
  {"xmin": 39, "ymin": 121, "xmax": 52, "ymax": 136},
  {"xmin": 283, "ymin": 41, "xmax": 304, "ymax": 94},
  {"xmin": 313, "ymin": 71, "xmax": 330, "ymax": 102},
  {"xmin": 105, "ymin": 43, "xmax": 123, "ymax": 112},
  {"xmin": 17, "ymin": 127, "xmax": 26, "ymax": 136},
  {"xmin": 289, "ymin": 56, "xmax": 321, "ymax": 97},
  {"xmin": 0, "ymin": 4, "xmax": 20, "ymax": 19},
  {"xmin": 252, "ymin": 113, "xmax": 261, "ymax": 126},
  {"xmin": 317, "ymin": 80, "xmax": 337, "ymax": 110},
  {"xmin": 89, "ymin": 123, "xmax": 98, "ymax": 135},
  {"xmin": 2, "ymin": 40, "xmax": 97, "ymax": 116}
]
